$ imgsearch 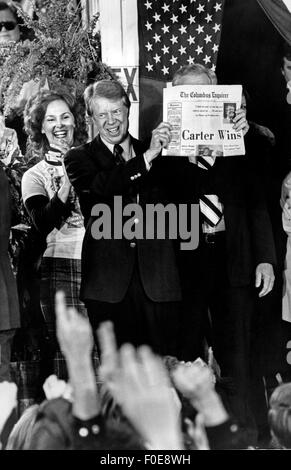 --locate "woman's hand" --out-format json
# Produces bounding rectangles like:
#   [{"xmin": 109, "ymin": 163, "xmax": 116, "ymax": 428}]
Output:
[
  {"xmin": 45, "ymin": 138, "xmax": 71, "ymax": 164},
  {"xmin": 43, "ymin": 374, "xmax": 73, "ymax": 402},
  {"xmin": 57, "ymin": 162, "xmax": 71, "ymax": 203},
  {"xmin": 50, "ymin": 138, "xmax": 71, "ymax": 155}
]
